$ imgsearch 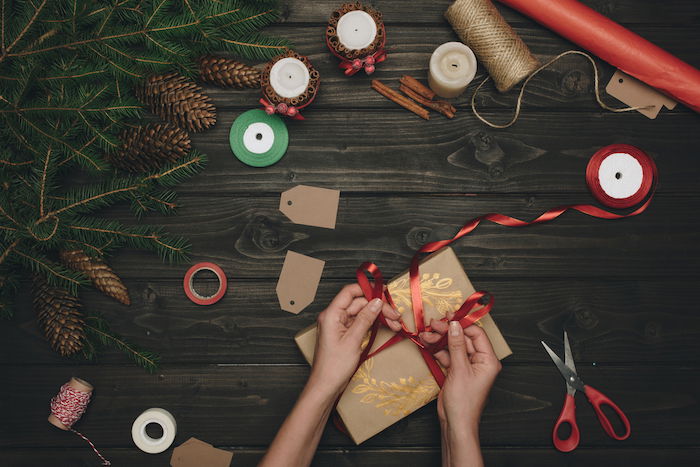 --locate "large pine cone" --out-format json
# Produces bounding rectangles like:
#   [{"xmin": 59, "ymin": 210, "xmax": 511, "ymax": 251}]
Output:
[
  {"xmin": 59, "ymin": 250, "xmax": 131, "ymax": 305},
  {"xmin": 198, "ymin": 56, "xmax": 261, "ymax": 88},
  {"xmin": 110, "ymin": 123, "xmax": 190, "ymax": 173},
  {"xmin": 137, "ymin": 72, "xmax": 216, "ymax": 132},
  {"xmin": 33, "ymin": 277, "xmax": 85, "ymax": 357}
]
